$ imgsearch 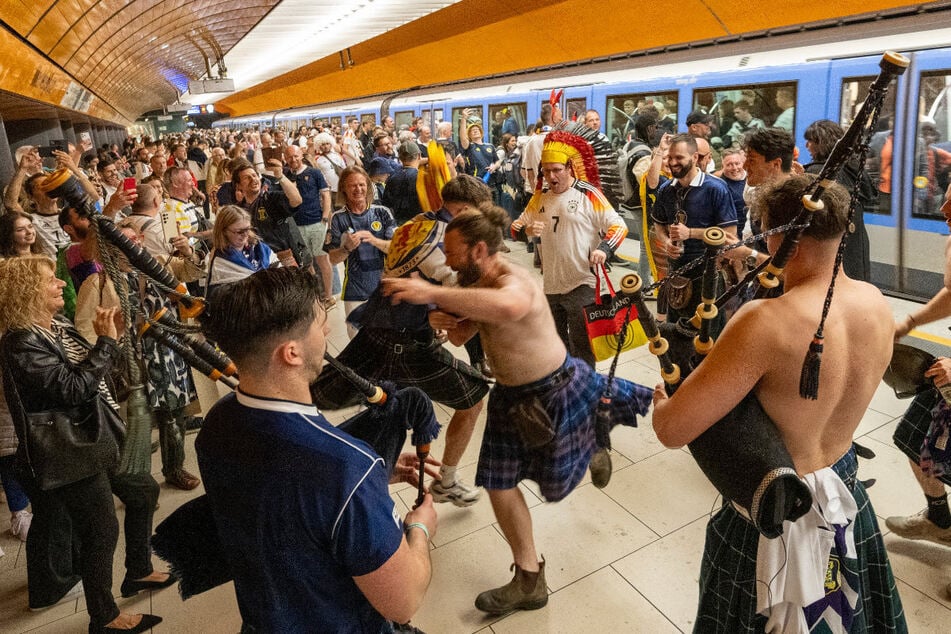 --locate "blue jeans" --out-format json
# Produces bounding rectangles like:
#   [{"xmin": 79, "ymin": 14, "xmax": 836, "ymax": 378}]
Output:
[{"xmin": 0, "ymin": 454, "xmax": 29, "ymax": 512}]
